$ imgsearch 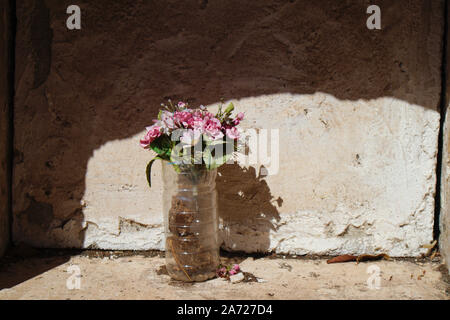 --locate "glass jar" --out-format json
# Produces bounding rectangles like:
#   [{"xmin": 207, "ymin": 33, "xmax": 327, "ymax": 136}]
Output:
[{"xmin": 162, "ymin": 161, "xmax": 219, "ymax": 282}]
